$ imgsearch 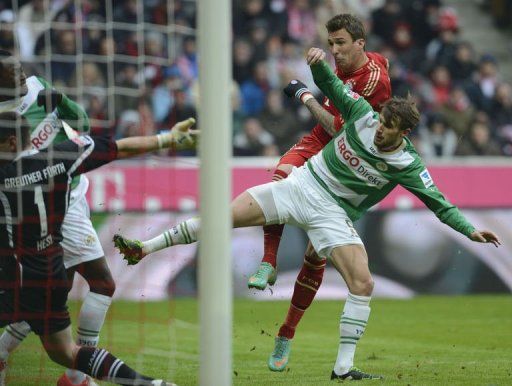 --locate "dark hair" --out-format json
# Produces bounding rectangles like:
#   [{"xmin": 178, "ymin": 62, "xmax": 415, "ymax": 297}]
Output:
[
  {"xmin": 0, "ymin": 111, "xmax": 30, "ymax": 148},
  {"xmin": 381, "ymin": 96, "xmax": 420, "ymax": 132},
  {"xmin": 325, "ymin": 14, "xmax": 366, "ymax": 41}
]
